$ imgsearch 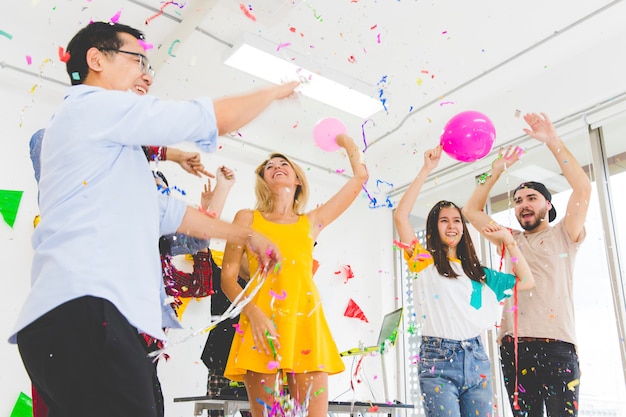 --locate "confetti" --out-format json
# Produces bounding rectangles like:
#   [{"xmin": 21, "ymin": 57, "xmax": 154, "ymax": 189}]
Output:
[
  {"xmin": 171, "ymin": 185, "xmax": 186, "ymax": 195},
  {"xmin": 361, "ymin": 119, "xmax": 374, "ymax": 152},
  {"xmin": 25, "ymin": 55, "xmax": 32, "ymax": 65},
  {"xmin": 20, "ymin": 58, "xmax": 52, "ymax": 127},
  {"xmin": 110, "ymin": 9, "xmax": 122, "ymax": 23},
  {"xmin": 305, "ymin": 3, "xmax": 323, "ymax": 22},
  {"xmin": 145, "ymin": 1, "xmax": 186, "ymax": 25},
  {"xmin": 168, "ymin": 39, "xmax": 180, "ymax": 57},
  {"xmin": 269, "ymin": 289, "xmax": 287, "ymax": 300},
  {"xmin": 138, "ymin": 39, "xmax": 153, "ymax": 50},
  {"xmin": 239, "ymin": 3, "xmax": 257, "ymax": 21},
  {"xmin": 58, "ymin": 46, "xmax": 71, "ymax": 63},
  {"xmin": 334, "ymin": 264, "xmax": 354, "ymax": 283},
  {"xmin": 392, "ymin": 239, "xmax": 415, "ymax": 250},
  {"xmin": 0, "ymin": 29, "xmax": 13, "ymax": 40},
  {"xmin": 377, "ymin": 75, "xmax": 388, "ymax": 111},
  {"xmin": 276, "ymin": 42, "xmax": 291, "ymax": 51}
]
